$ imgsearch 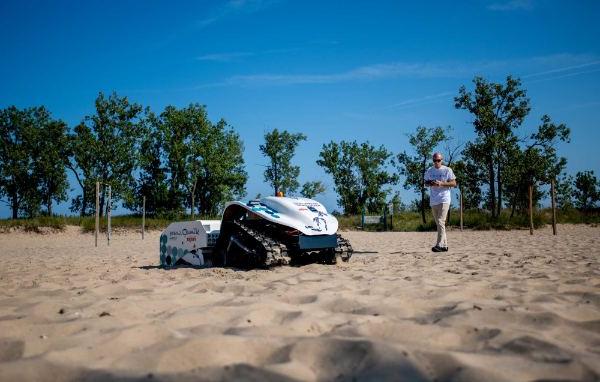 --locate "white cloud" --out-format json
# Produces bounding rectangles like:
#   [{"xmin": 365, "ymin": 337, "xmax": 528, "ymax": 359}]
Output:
[
  {"xmin": 383, "ymin": 92, "xmax": 456, "ymax": 110},
  {"xmin": 218, "ymin": 53, "xmax": 600, "ymax": 87},
  {"xmin": 196, "ymin": 52, "xmax": 254, "ymax": 62},
  {"xmin": 197, "ymin": 0, "xmax": 279, "ymax": 29}
]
